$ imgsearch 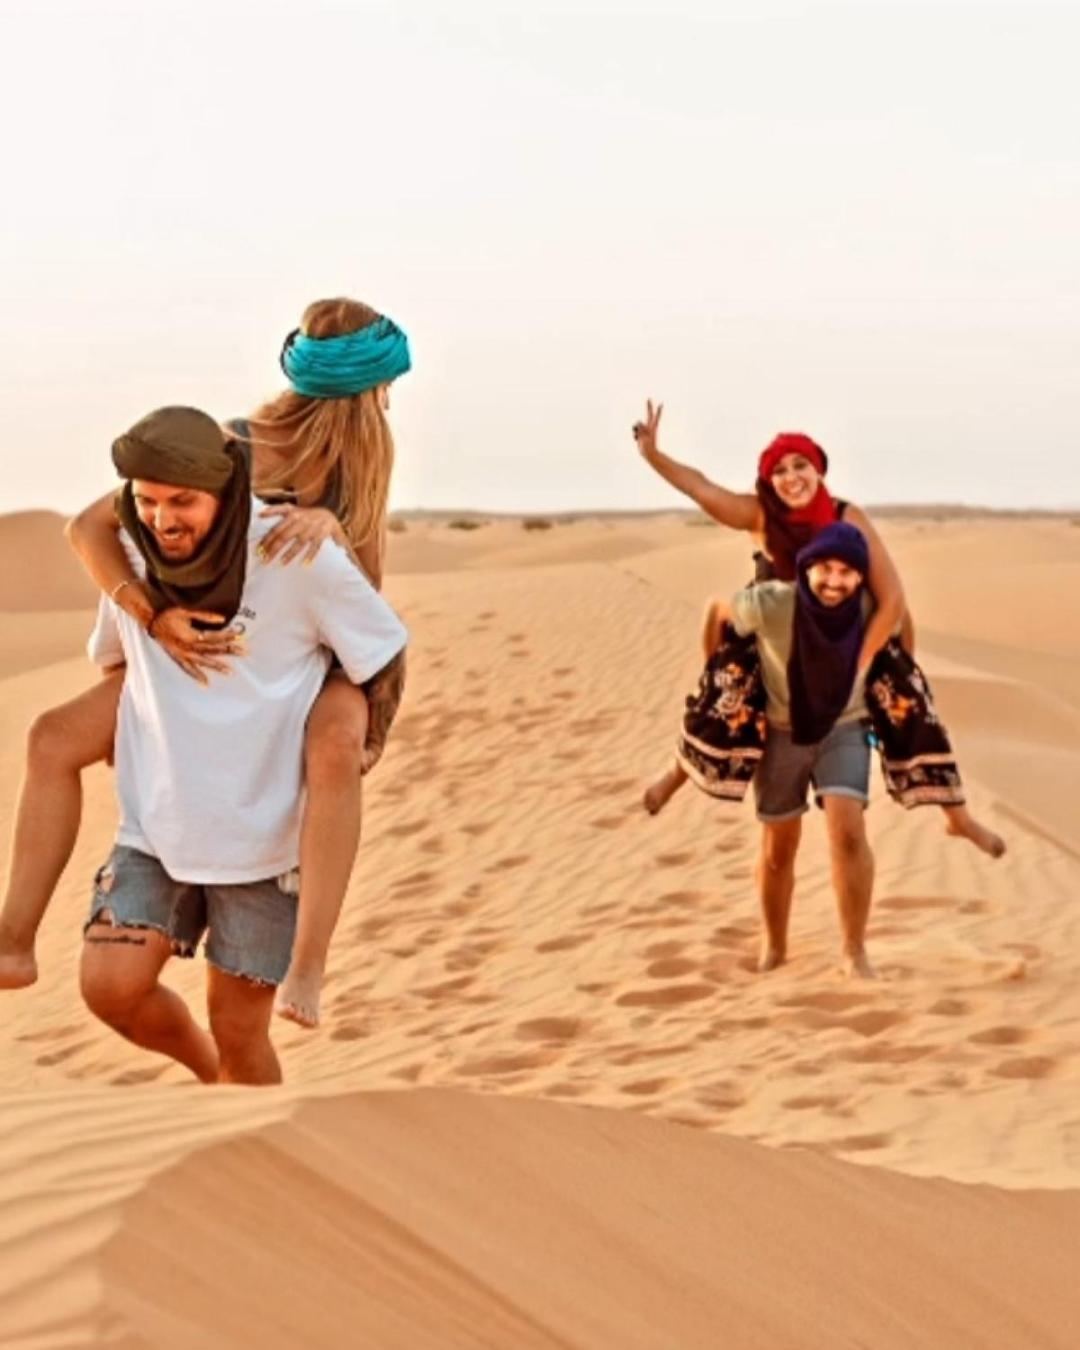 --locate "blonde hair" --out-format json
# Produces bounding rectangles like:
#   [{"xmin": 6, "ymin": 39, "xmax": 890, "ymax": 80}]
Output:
[{"xmin": 248, "ymin": 297, "xmax": 396, "ymax": 562}]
